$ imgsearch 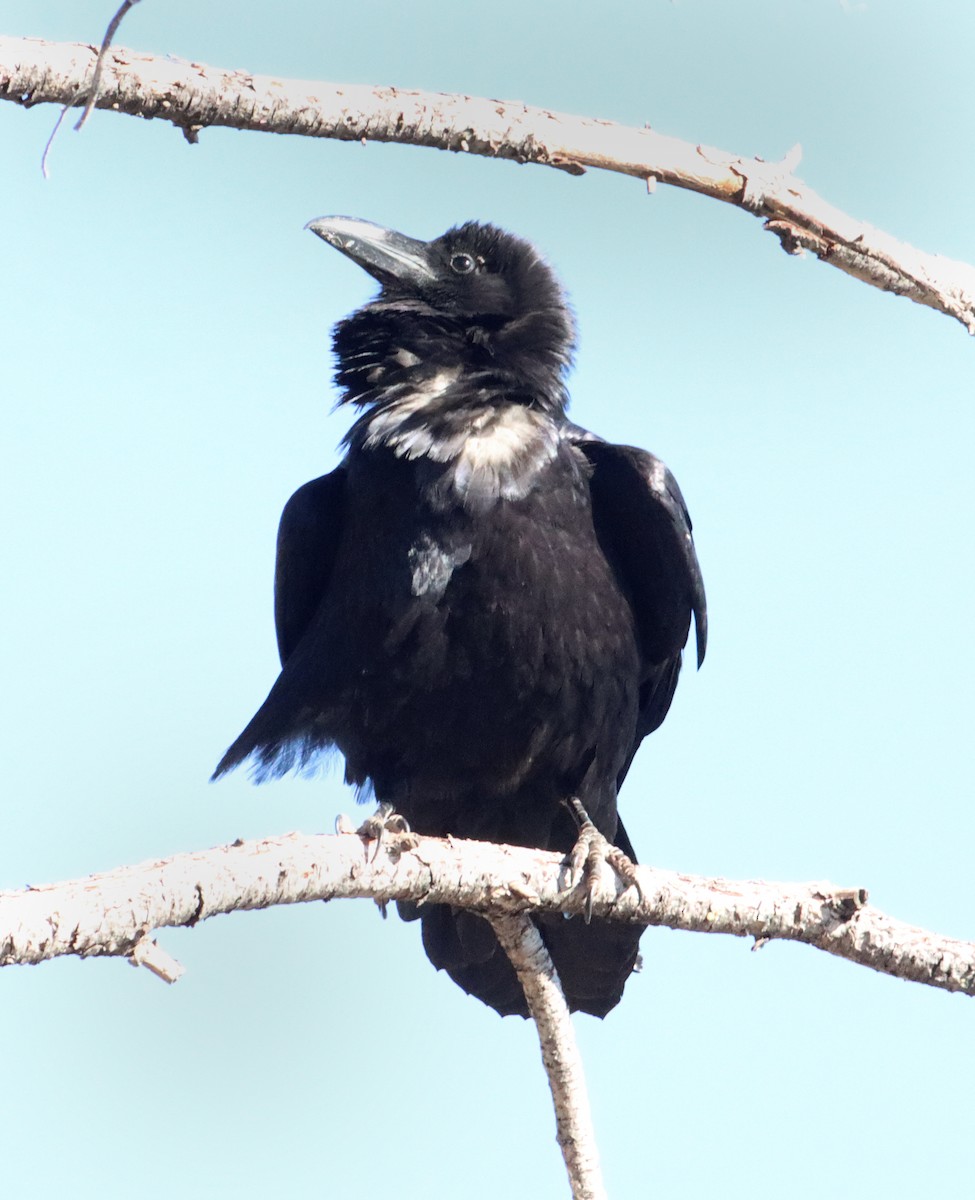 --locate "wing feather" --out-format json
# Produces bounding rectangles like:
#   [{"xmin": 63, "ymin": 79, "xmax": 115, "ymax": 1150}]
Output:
[
  {"xmin": 211, "ymin": 467, "xmax": 346, "ymax": 778},
  {"xmin": 576, "ymin": 436, "xmax": 706, "ymax": 769},
  {"xmin": 274, "ymin": 468, "xmax": 347, "ymax": 664}
]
